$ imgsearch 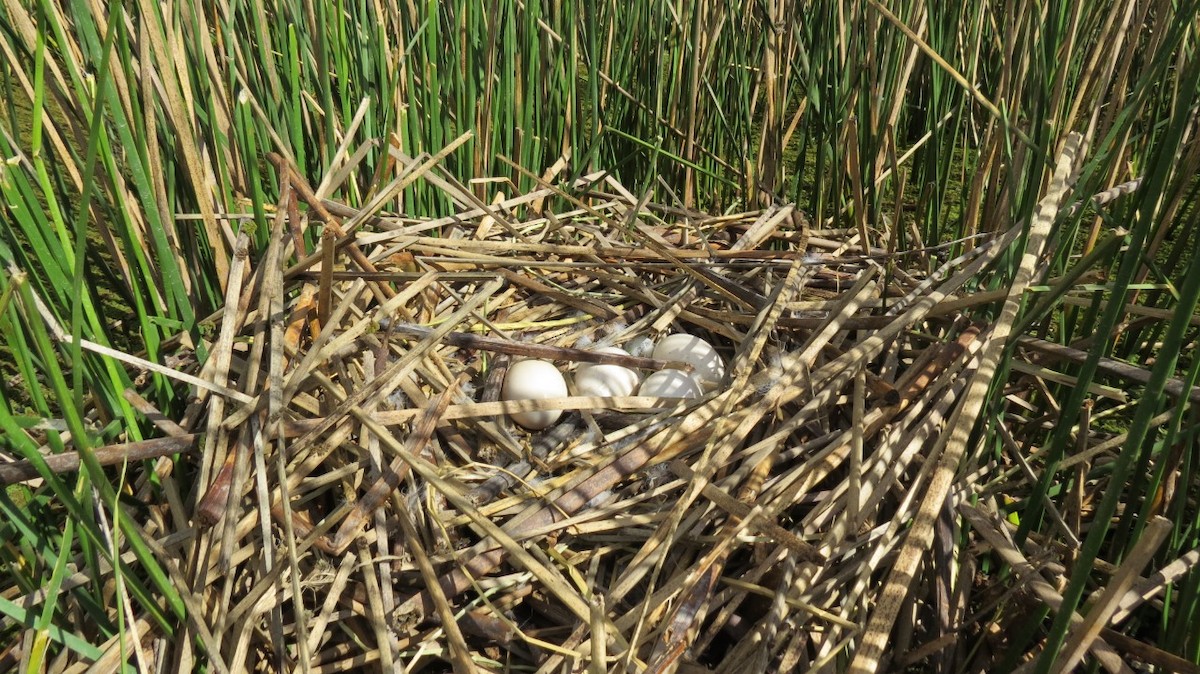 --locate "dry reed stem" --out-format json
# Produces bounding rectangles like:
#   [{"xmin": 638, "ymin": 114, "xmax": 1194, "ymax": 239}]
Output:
[
  {"xmin": 1052, "ymin": 516, "xmax": 1173, "ymax": 673},
  {"xmin": 958, "ymin": 502, "xmax": 1132, "ymax": 674},
  {"xmin": 268, "ymin": 152, "xmax": 398, "ymax": 303},
  {"xmin": 849, "ymin": 132, "xmax": 1084, "ymax": 673},
  {"xmin": 194, "ymin": 232, "xmax": 253, "ymax": 523},
  {"xmin": 0, "ymin": 434, "xmax": 198, "ymax": 485}
]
